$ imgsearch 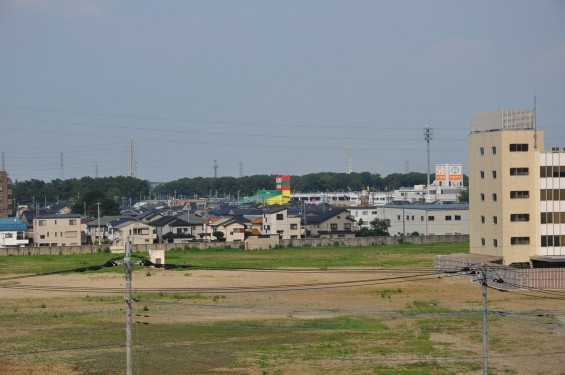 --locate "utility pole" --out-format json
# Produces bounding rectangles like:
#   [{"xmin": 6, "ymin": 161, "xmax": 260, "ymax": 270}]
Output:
[
  {"xmin": 424, "ymin": 125, "xmax": 434, "ymax": 196},
  {"xmin": 125, "ymin": 239, "xmax": 133, "ymax": 375},
  {"xmin": 480, "ymin": 263, "xmax": 489, "ymax": 375},
  {"xmin": 96, "ymin": 202, "xmax": 101, "ymax": 244}
]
